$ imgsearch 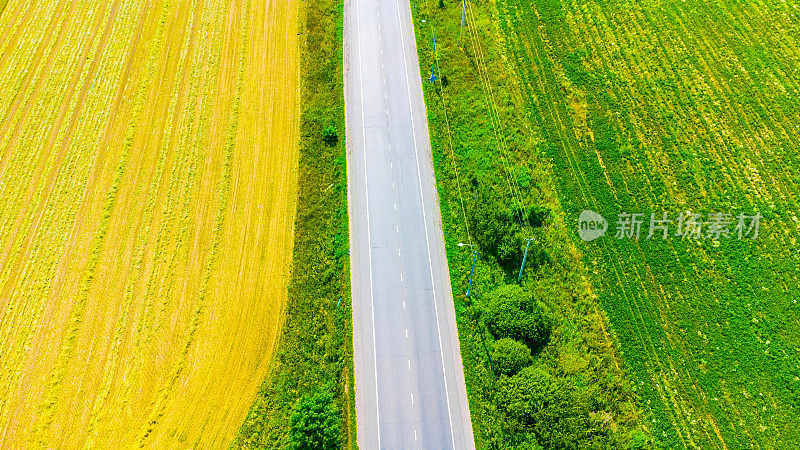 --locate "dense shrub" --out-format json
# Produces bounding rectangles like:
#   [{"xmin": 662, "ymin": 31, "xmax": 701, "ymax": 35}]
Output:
[
  {"xmin": 483, "ymin": 284, "xmax": 552, "ymax": 353},
  {"xmin": 526, "ymin": 205, "xmax": 549, "ymax": 228},
  {"xmin": 627, "ymin": 430, "xmax": 651, "ymax": 449},
  {"xmin": 491, "ymin": 338, "xmax": 532, "ymax": 376},
  {"xmin": 289, "ymin": 389, "xmax": 341, "ymax": 450},
  {"xmin": 322, "ymin": 125, "xmax": 338, "ymax": 145},
  {"xmin": 512, "ymin": 437, "xmax": 546, "ymax": 450},
  {"xmin": 468, "ymin": 193, "xmax": 517, "ymax": 266},
  {"xmin": 498, "ymin": 366, "xmax": 604, "ymax": 448},
  {"xmin": 469, "ymin": 191, "xmax": 549, "ymax": 271}
]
